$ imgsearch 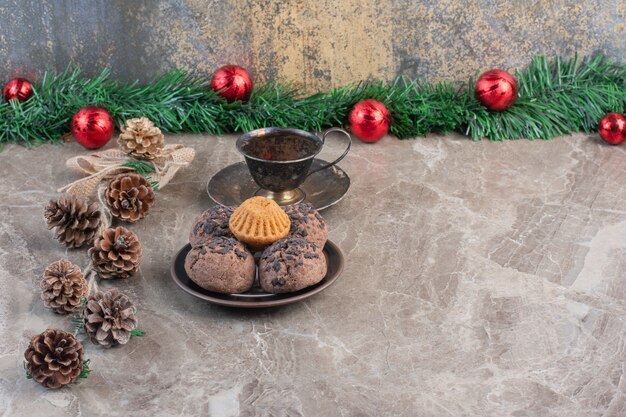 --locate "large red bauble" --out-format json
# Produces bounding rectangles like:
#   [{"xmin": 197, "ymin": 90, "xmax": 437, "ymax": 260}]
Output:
[
  {"xmin": 475, "ymin": 69, "xmax": 518, "ymax": 111},
  {"xmin": 348, "ymin": 99, "xmax": 390, "ymax": 143},
  {"xmin": 598, "ymin": 112, "xmax": 626, "ymax": 145},
  {"xmin": 210, "ymin": 65, "xmax": 253, "ymax": 103},
  {"xmin": 3, "ymin": 78, "xmax": 34, "ymax": 102},
  {"xmin": 71, "ymin": 106, "xmax": 114, "ymax": 149}
]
